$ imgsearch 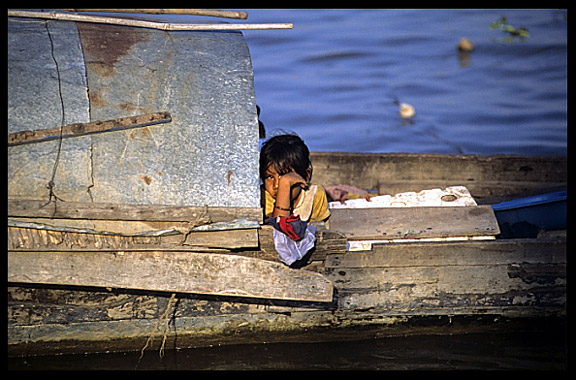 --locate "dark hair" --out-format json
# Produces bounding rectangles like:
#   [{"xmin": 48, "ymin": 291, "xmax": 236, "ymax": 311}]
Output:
[{"xmin": 259, "ymin": 134, "xmax": 312, "ymax": 182}]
